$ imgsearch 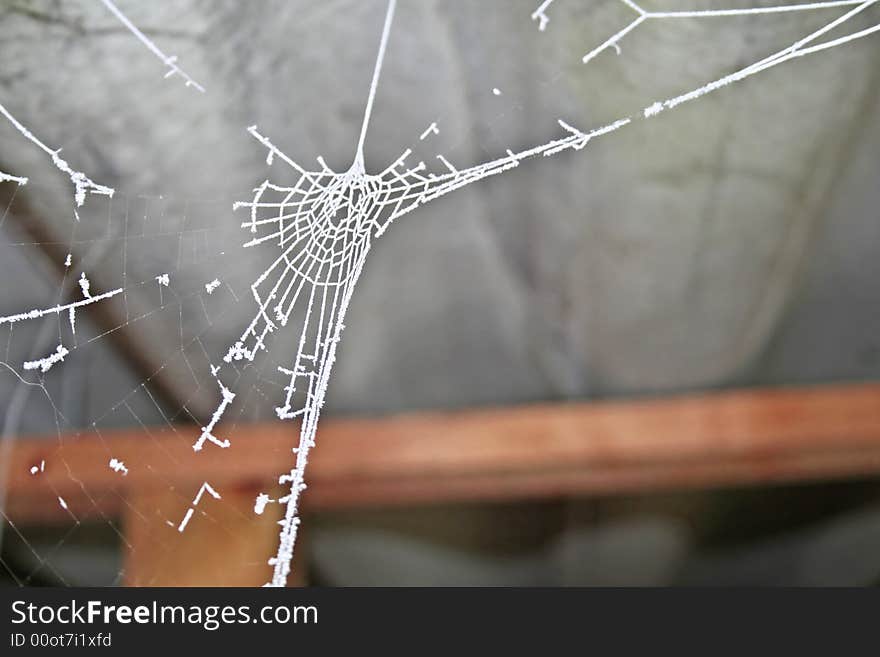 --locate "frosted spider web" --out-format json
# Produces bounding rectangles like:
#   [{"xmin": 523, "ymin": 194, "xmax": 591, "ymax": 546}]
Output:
[{"xmin": 0, "ymin": 0, "xmax": 878, "ymax": 587}]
